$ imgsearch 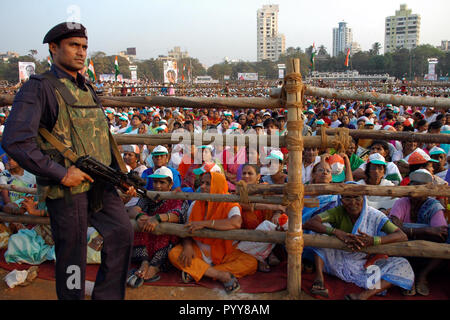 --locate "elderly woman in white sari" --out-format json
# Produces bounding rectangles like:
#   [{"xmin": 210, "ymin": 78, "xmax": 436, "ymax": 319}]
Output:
[{"xmin": 303, "ymin": 182, "xmax": 414, "ymax": 300}]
